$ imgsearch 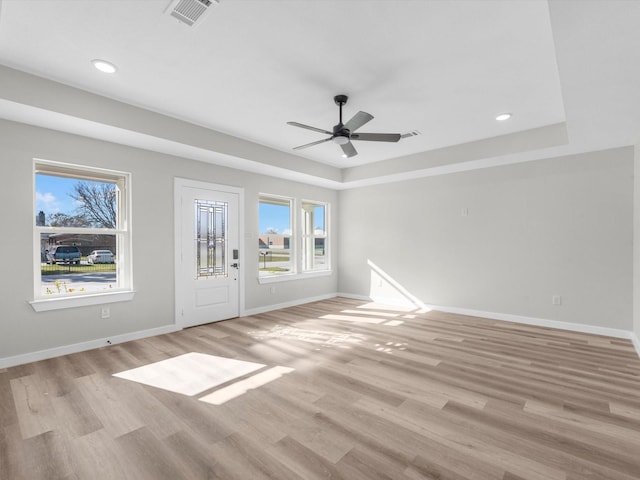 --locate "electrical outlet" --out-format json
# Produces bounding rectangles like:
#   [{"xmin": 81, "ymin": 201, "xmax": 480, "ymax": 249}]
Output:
[
  {"xmin": 552, "ymin": 295, "xmax": 562, "ymax": 306},
  {"xmin": 101, "ymin": 307, "xmax": 110, "ymax": 319}
]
